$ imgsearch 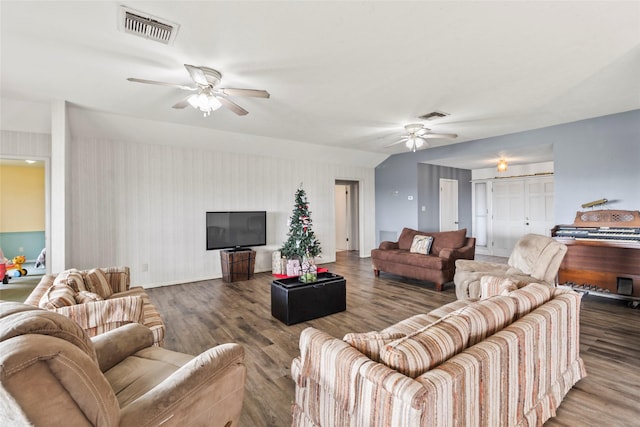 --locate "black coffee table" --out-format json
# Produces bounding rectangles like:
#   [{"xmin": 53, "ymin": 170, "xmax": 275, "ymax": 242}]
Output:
[{"xmin": 271, "ymin": 272, "xmax": 346, "ymax": 325}]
